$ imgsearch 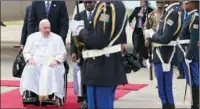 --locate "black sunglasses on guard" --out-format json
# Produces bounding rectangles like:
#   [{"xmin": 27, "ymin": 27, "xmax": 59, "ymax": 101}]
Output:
[{"xmin": 84, "ymin": 1, "xmax": 93, "ymax": 4}]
